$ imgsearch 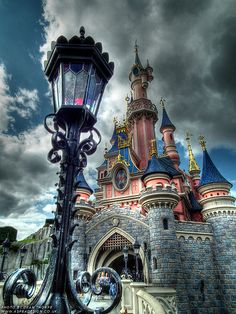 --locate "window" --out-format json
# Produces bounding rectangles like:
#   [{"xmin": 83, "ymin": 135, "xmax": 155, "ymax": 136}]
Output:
[
  {"xmin": 73, "ymin": 270, "xmax": 78, "ymax": 280},
  {"xmin": 153, "ymin": 257, "xmax": 157, "ymax": 270},
  {"xmin": 163, "ymin": 218, "xmax": 168, "ymax": 230}
]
